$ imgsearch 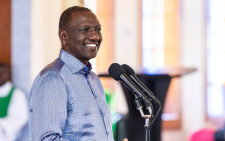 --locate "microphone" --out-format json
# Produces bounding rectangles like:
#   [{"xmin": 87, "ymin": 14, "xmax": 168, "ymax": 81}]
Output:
[
  {"xmin": 108, "ymin": 63, "xmax": 152, "ymax": 107},
  {"xmin": 121, "ymin": 64, "xmax": 161, "ymax": 106}
]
